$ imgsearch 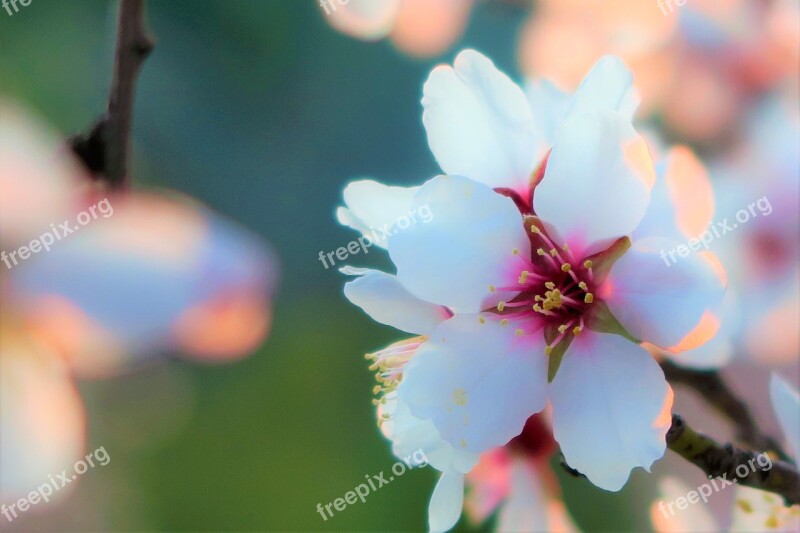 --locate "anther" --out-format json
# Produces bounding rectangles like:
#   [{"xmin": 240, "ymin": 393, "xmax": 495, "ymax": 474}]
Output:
[
  {"xmin": 499, "ymin": 319, "xmax": 509, "ymax": 326},
  {"xmin": 561, "ymin": 263, "xmax": 572, "ymax": 272},
  {"xmin": 515, "ymin": 329, "xmax": 524, "ymax": 336},
  {"xmin": 583, "ymin": 260, "xmax": 593, "ymax": 269},
  {"xmin": 537, "ymin": 248, "xmax": 546, "ymax": 256},
  {"xmin": 578, "ymin": 281, "xmax": 588, "ymax": 291},
  {"xmin": 497, "ymin": 301, "xmax": 506, "ymax": 312},
  {"xmin": 584, "ymin": 293, "xmax": 594, "ymax": 303}
]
